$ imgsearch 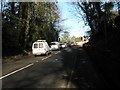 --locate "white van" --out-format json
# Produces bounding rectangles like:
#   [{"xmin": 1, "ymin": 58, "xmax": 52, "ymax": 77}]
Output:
[
  {"xmin": 50, "ymin": 42, "xmax": 60, "ymax": 50},
  {"xmin": 32, "ymin": 40, "xmax": 50, "ymax": 56}
]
